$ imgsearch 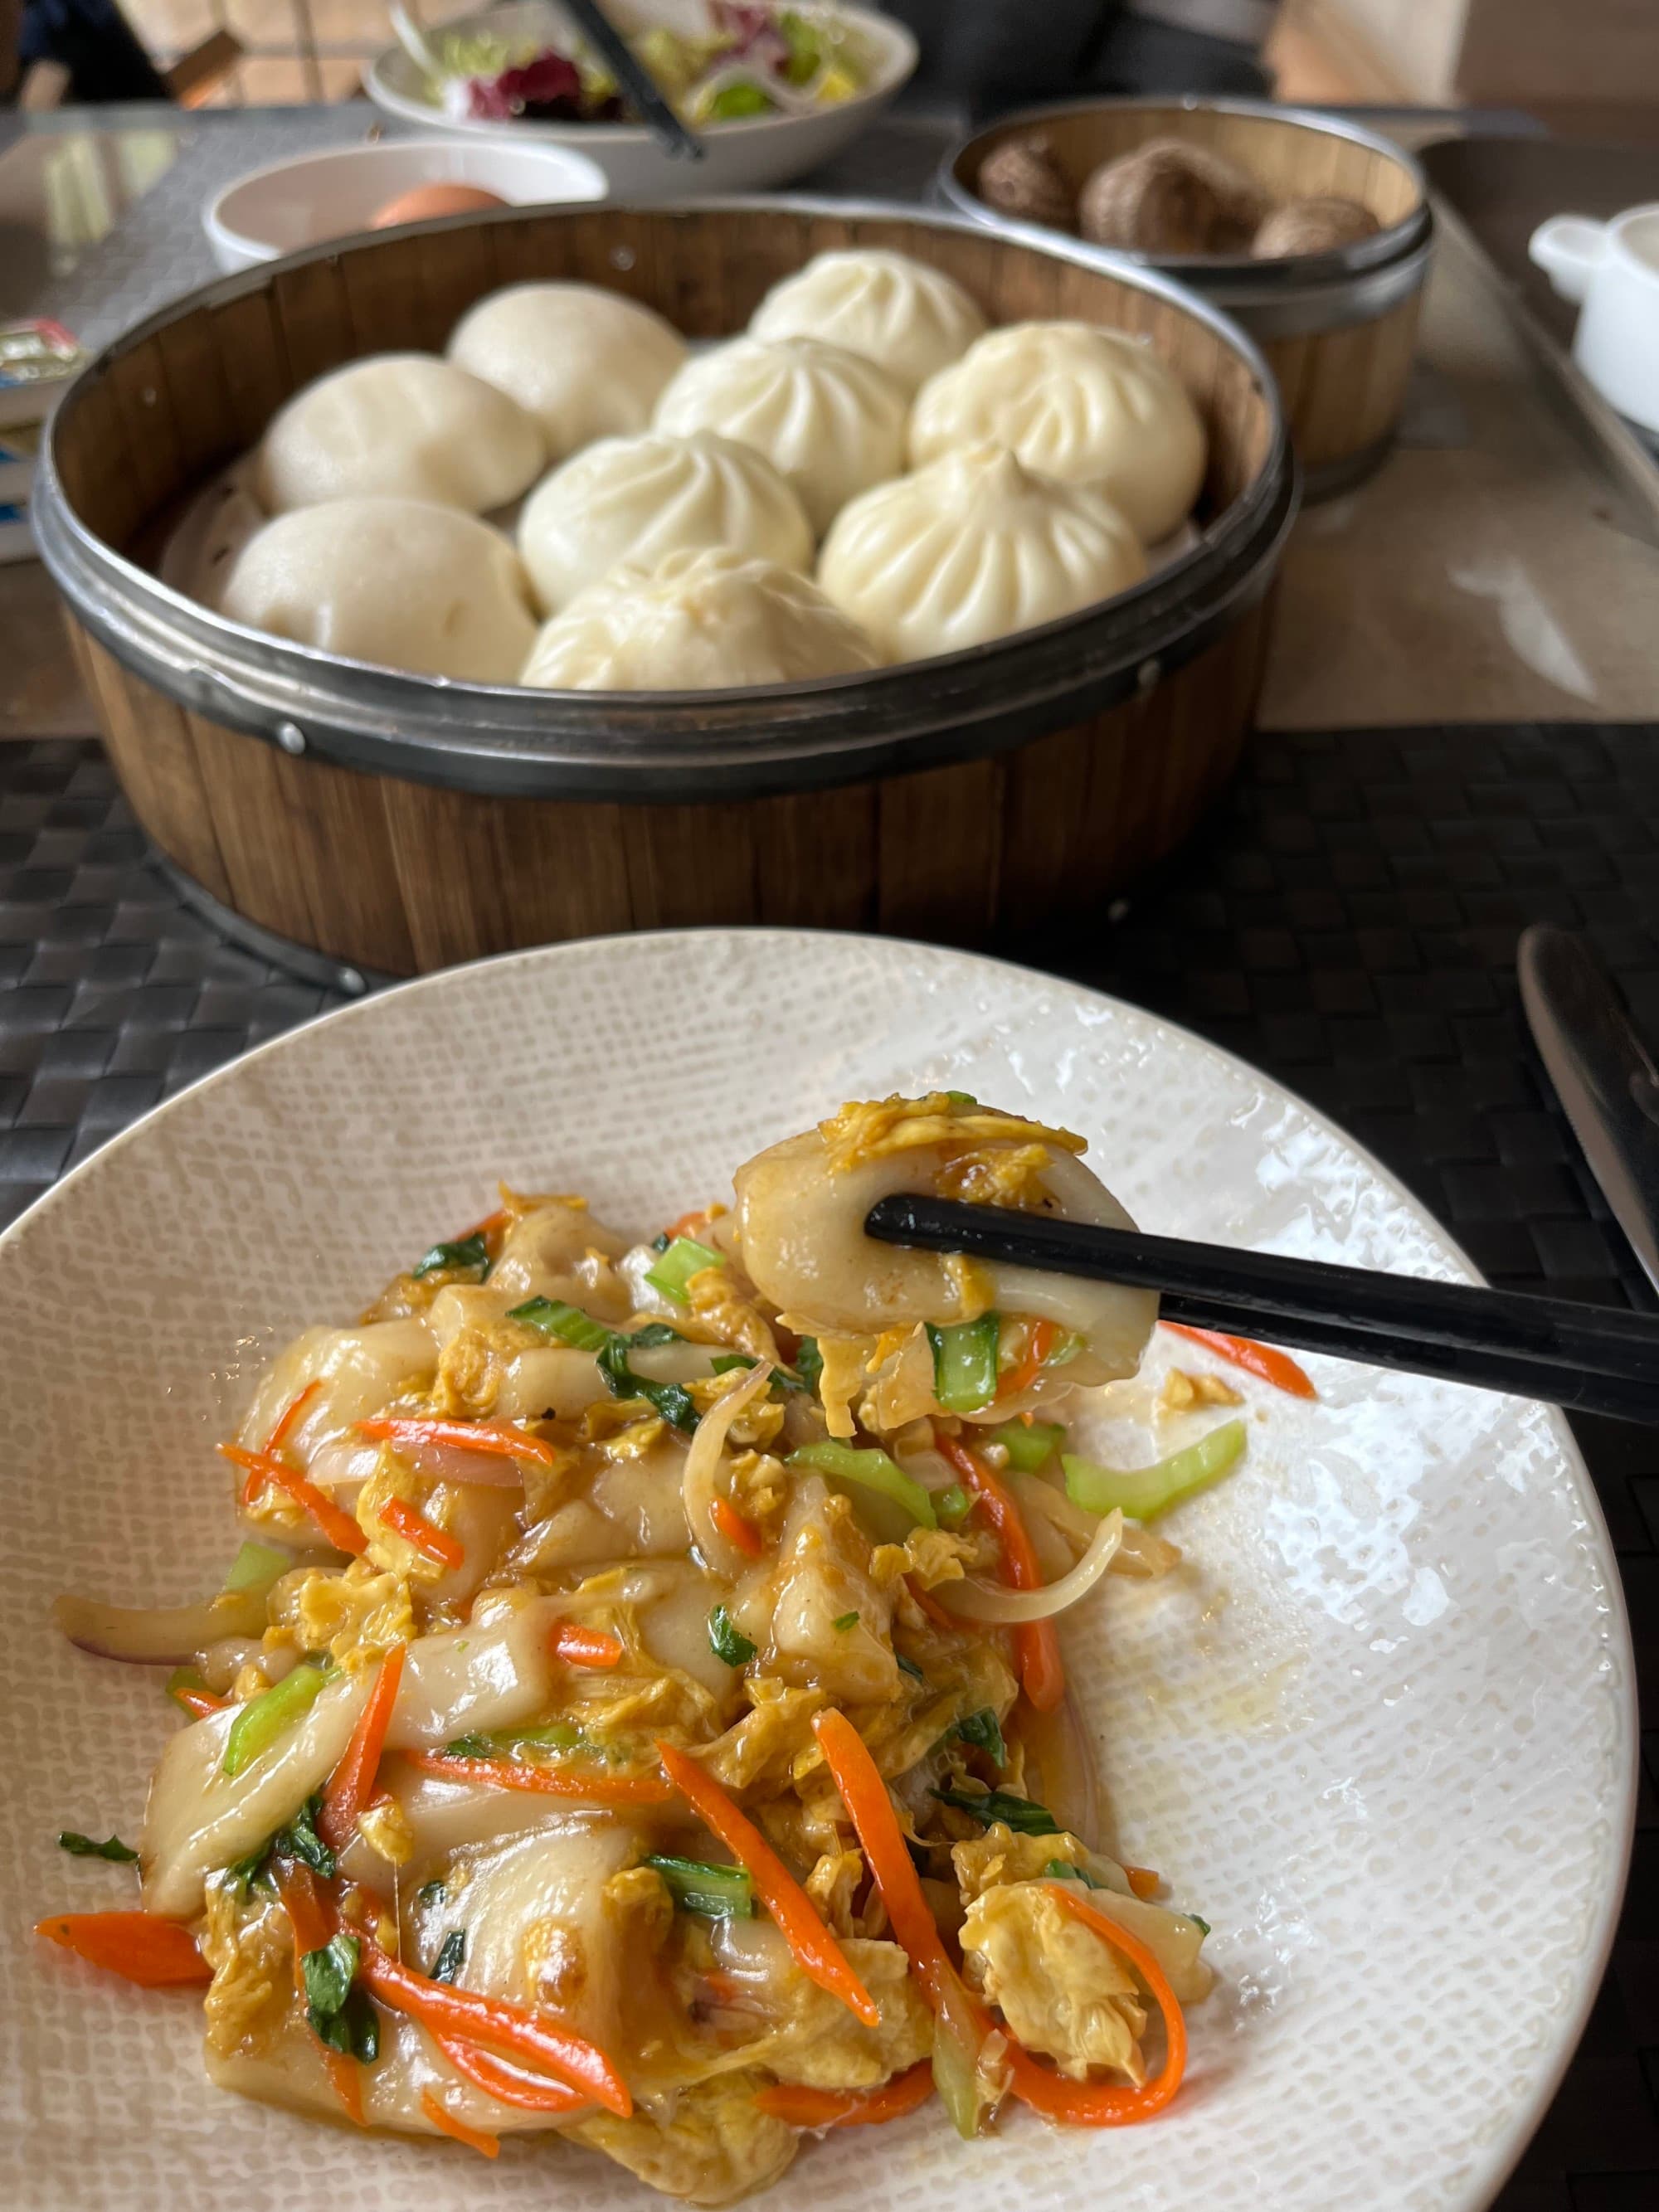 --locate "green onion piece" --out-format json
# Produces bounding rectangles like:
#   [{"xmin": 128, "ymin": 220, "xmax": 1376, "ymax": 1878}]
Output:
[
  {"xmin": 1042, "ymin": 1857, "xmax": 1104, "ymax": 1889},
  {"xmin": 412, "ymin": 1232, "xmax": 489, "ymax": 1281},
  {"xmin": 786, "ymin": 1440, "xmax": 937, "ymax": 1530},
  {"xmin": 951, "ymin": 1709, "xmax": 1006, "ymax": 1767},
  {"xmin": 794, "ymin": 1336, "xmax": 824, "ymax": 1391},
  {"xmin": 629, "ymin": 1322, "xmax": 681, "ymax": 1349},
  {"xmin": 645, "ymin": 1854, "xmax": 756, "ymax": 1919},
  {"xmin": 597, "ymin": 1334, "xmax": 698, "ymax": 1432},
  {"xmin": 703, "ymin": 77, "xmax": 773, "ymax": 118},
  {"xmin": 1045, "ymin": 1330, "xmax": 1085, "ymax": 1369},
  {"xmin": 1189, "ymin": 1913, "xmax": 1212, "ymax": 1936},
  {"xmin": 649, "ymin": 1232, "xmax": 672, "ymax": 1253},
  {"xmin": 221, "ymin": 1658, "xmax": 333, "ymax": 1777},
  {"xmin": 57, "ymin": 1830, "xmax": 139, "ymax": 1862},
  {"xmin": 932, "ymin": 1786, "xmax": 1059, "ymax": 1836},
  {"xmin": 943, "ymin": 1090, "xmax": 978, "ymax": 1109},
  {"xmin": 416, "ymin": 1878, "xmax": 446, "ymax": 1905},
  {"xmin": 710, "ymin": 1352, "xmax": 805, "ymax": 1394},
  {"xmin": 275, "ymin": 1791, "xmax": 336, "ymax": 1877},
  {"xmin": 301, "ymin": 1932, "xmax": 358, "ymax": 2020},
  {"xmin": 645, "ymin": 1235, "xmax": 725, "ymax": 1305},
  {"xmin": 224, "ymin": 1842, "xmax": 270, "ymax": 1896},
  {"xmin": 431, "ymin": 1929, "xmax": 466, "ymax": 1984},
  {"xmin": 446, "ymin": 1720, "xmax": 583, "ymax": 1759},
  {"xmin": 1063, "ymin": 1417, "xmax": 1247, "ymax": 1522},
  {"xmin": 508, "ymin": 1296, "xmax": 611, "ymax": 1353},
  {"xmin": 221, "ymin": 1539, "xmax": 292, "ymax": 1596},
  {"xmin": 164, "ymin": 1664, "xmax": 209, "ymax": 1712},
  {"xmin": 896, "ymin": 1652, "xmax": 926, "ymax": 1683},
  {"xmin": 935, "ymin": 1484, "xmax": 972, "ymax": 1529},
  {"xmin": 981, "ymin": 1419, "xmax": 1066, "ymax": 1475},
  {"xmin": 927, "ymin": 1314, "xmax": 1001, "ymax": 1413},
  {"xmin": 708, "ymin": 1604, "xmax": 757, "ymax": 1668},
  {"xmin": 832, "ymin": 1610, "xmax": 860, "ymax": 1632}
]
